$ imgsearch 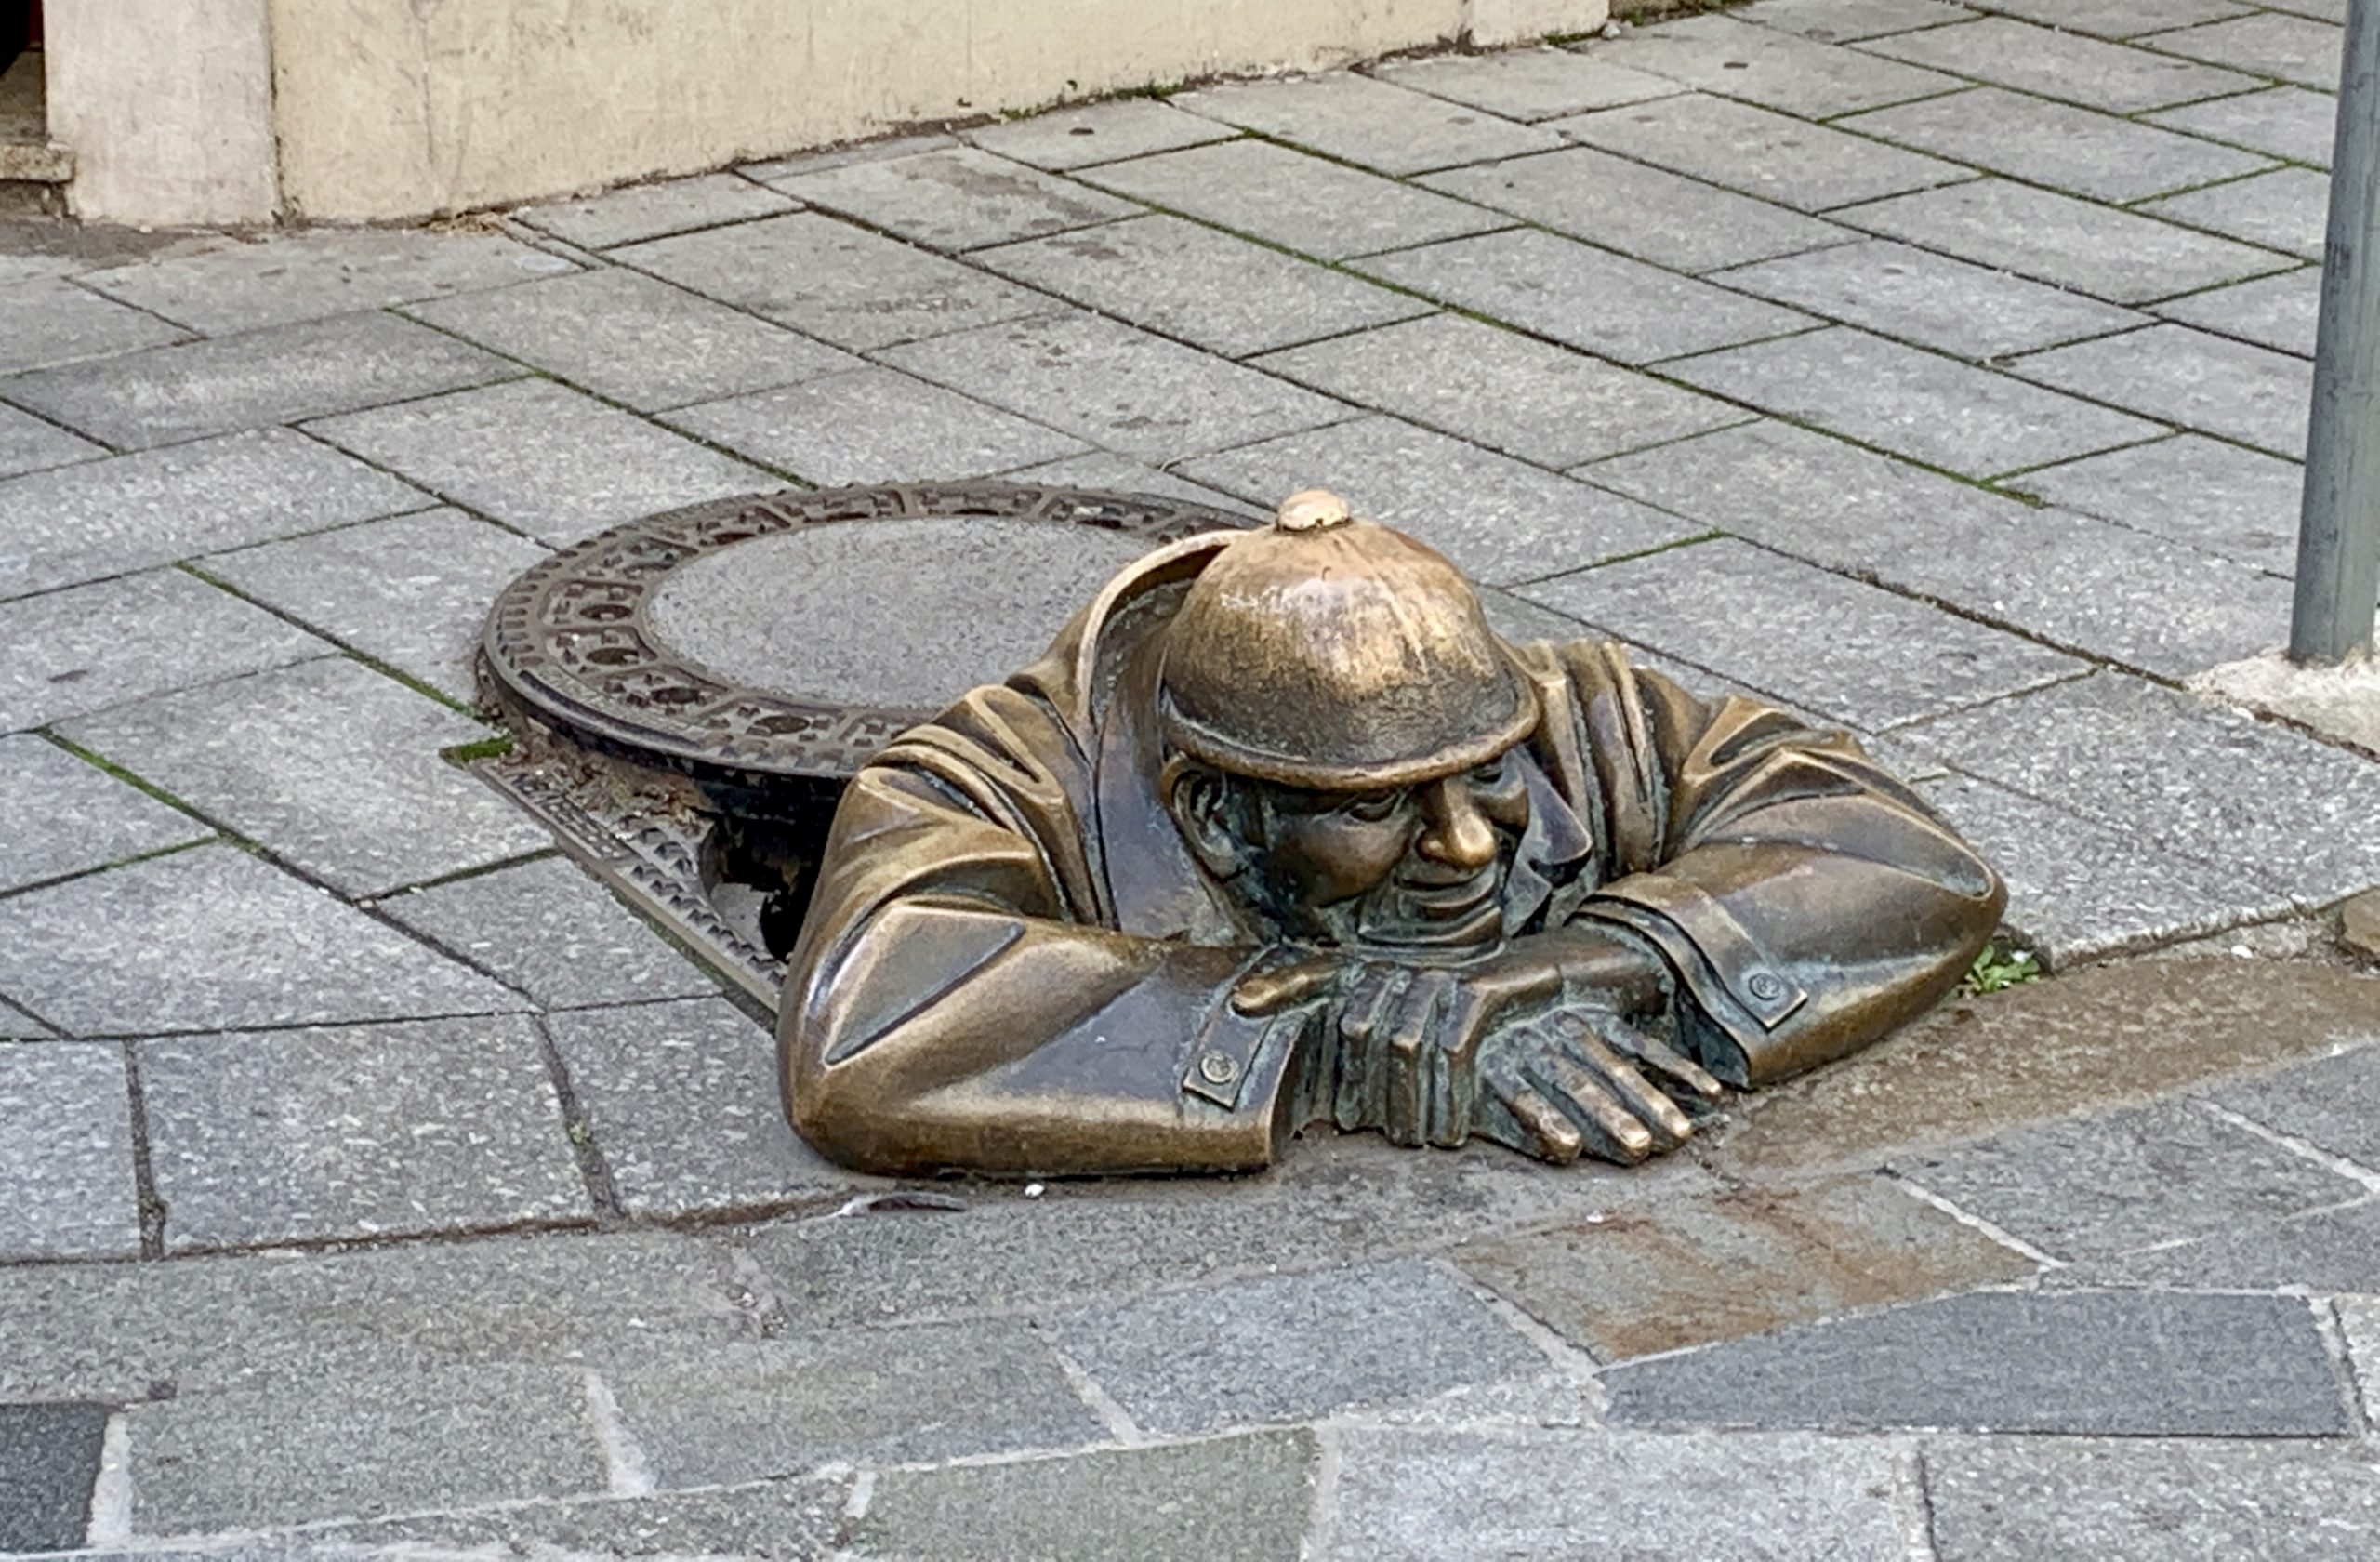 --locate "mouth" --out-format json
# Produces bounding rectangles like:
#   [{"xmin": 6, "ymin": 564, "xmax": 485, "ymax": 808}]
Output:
[{"xmin": 1357, "ymin": 865, "xmax": 1506, "ymax": 950}]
